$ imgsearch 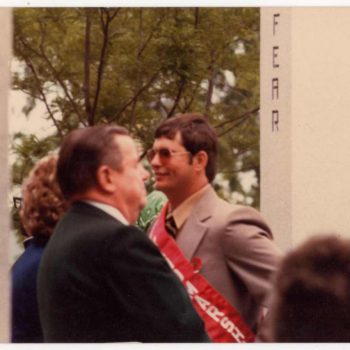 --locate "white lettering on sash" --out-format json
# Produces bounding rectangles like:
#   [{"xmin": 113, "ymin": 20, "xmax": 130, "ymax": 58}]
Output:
[
  {"xmin": 151, "ymin": 225, "xmax": 249, "ymax": 343},
  {"xmin": 195, "ymin": 295, "xmax": 210, "ymax": 310},
  {"xmin": 220, "ymin": 317, "xmax": 245, "ymax": 342},
  {"xmin": 150, "ymin": 234, "xmax": 185, "ymax": 281},
  {"xmin": 185, "ymin": 280, "xmax": 198, "ymax": 296},
  {"xmin": 186, "ymin": 280, "xmax": 245, "ymax": 342},
  {"xmin": 207, "ymin": 305, "xmax": 224, "ymax": 322},
  {"xmin": 162, "ymin": 254, "xmax": 184, "ymax": 281}
]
